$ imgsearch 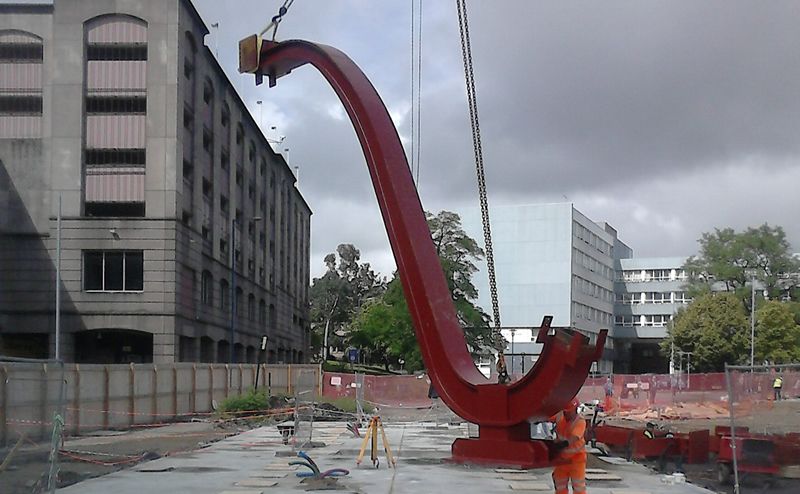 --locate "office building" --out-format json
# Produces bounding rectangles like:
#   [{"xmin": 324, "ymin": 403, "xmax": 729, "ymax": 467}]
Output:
[
  {"xmin": 462, "ymin": 203, "xmax": 632, "ymax": 373},
  {"xmin": 0, "ymin": 0, "xmax": 311, "ymax": 364}
]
